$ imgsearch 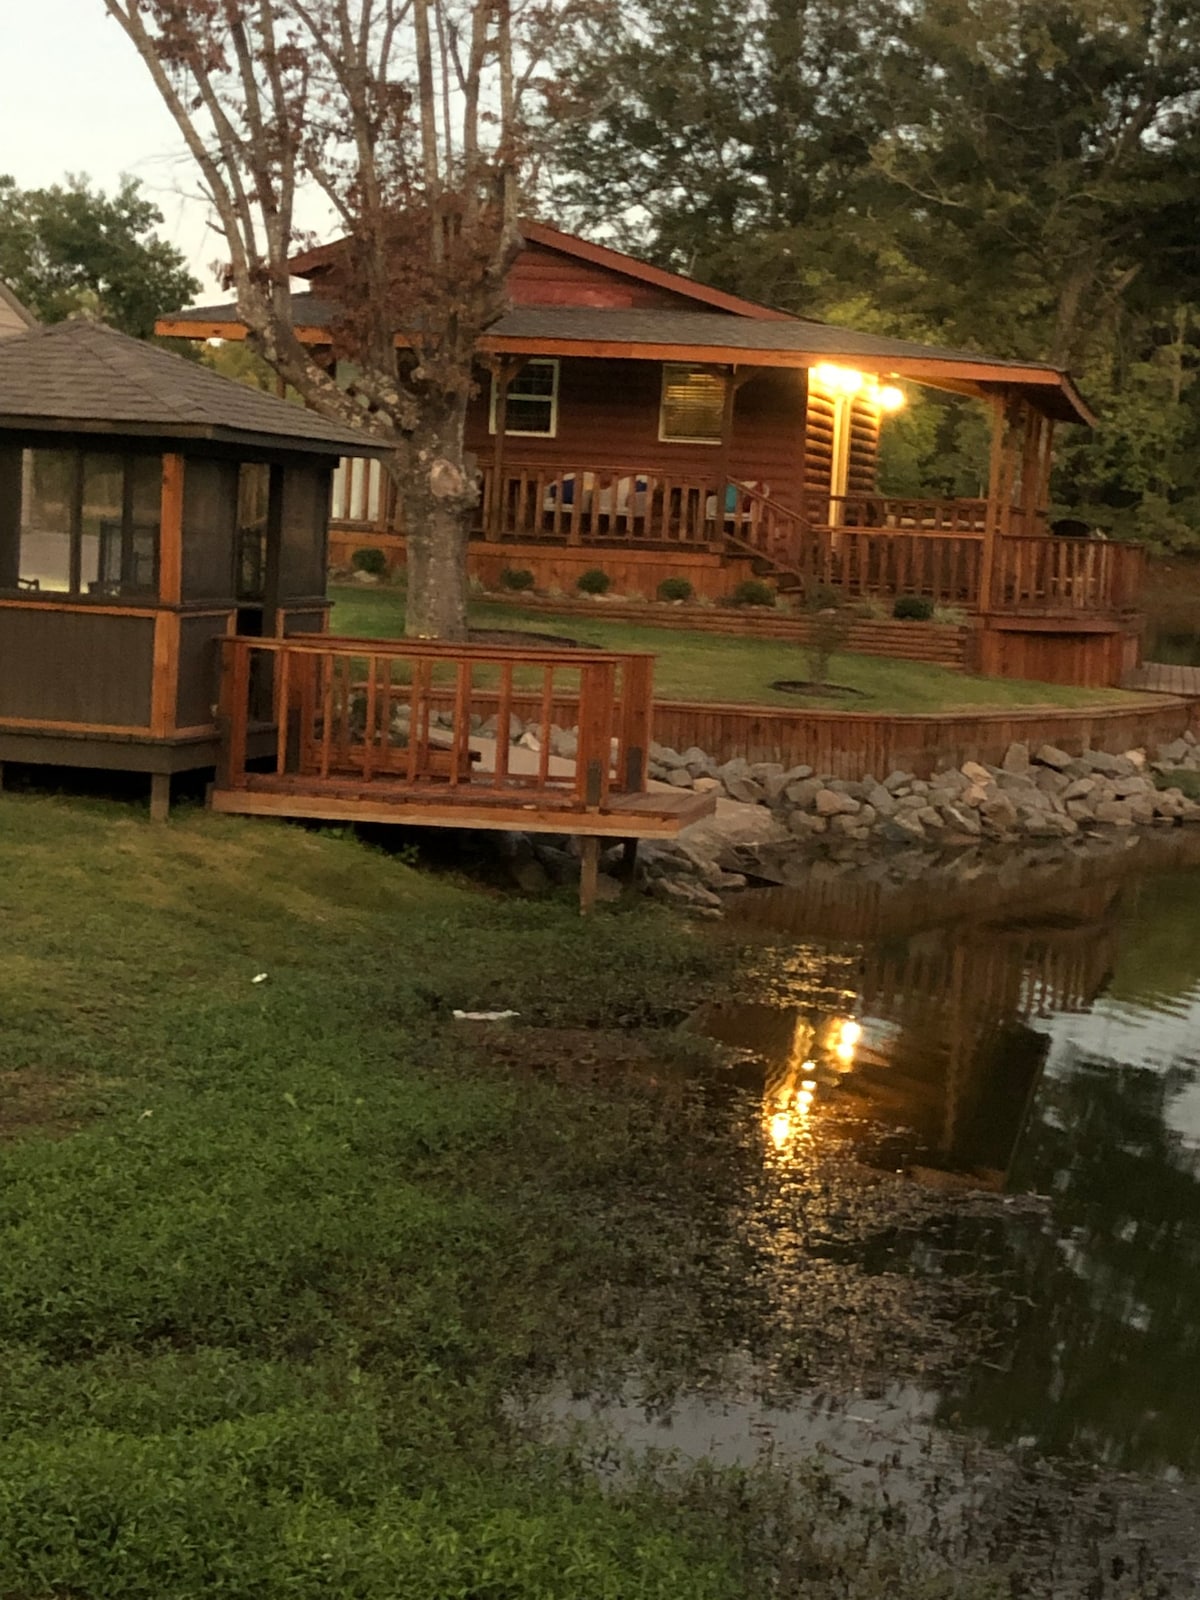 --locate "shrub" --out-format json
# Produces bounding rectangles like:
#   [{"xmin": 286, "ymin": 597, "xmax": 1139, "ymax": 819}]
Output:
[
  {"xmin": 499, "ymin": 566, "xmax": 535, "ymax": 592},
  {"xmin": 727, "ymin": 579, "xmax": 776, "ymax": 608},
  {"xmin": 805, "ymin": 607, "xmax": 852, "ymax": 686},
  {"xmin": 804, "ymin": 583, "xmax": 841, "ymax": 613},
  {"xmin": 657, "ymin": 577, "xmax": 695, "ymax": 603},
  {"xmin": 351, "ymin": 546, "xmax": 387, "ymax": 577},
  {"xmin": 893, "ymin": 594, "xmax": 935, "ymax": 621},
  {"xmin": 577, "ymin": 568, "xmax": 612, "ymax": 595}
]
